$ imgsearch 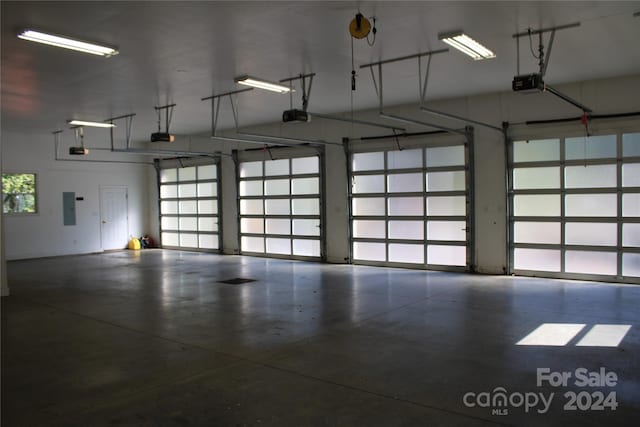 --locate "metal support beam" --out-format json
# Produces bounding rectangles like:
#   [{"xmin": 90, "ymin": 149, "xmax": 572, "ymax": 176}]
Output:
[
  {"xmin": 53, "ymin": 130, "xmax": 153, "ymax": 165},
  {"xmin": 512, "ymin": 22, "xmax": 592, "ymax": 114},
  {"xmin": 279, "ymin": 72, "xmax": 316, "ymax": 83},
  {"xmin": 154, "ymin": 104, "xmax": 176, "ymax": 134},
  {"xmin": 106, "ymin": 113, "xmax": 136, "ymax": 122},
  {"xmin": 236, "ymin": 132, "xmax": 341, "ymax": 147},
  {"xmin": 279, "ymin": 73, "xmax": 315, "ymax": 111},
  {"xmin": 513, "ymin": 22, "xmax": 578, "ymax": 76},
  {"xmin": 58, "ymin": 113, "xmax": 216, "ymax": 161},
  {"xmin": 377, "ymin": 64, "xmax": 383, "ymax": 113},
  {"xmin": 380, "ymin": 113, "xmax": 466, "ymax": 136},
  {"xmin": 359, "ymin": 48, "xmax": 449, "ymax": 69},
  {"xmin": 541, "ymin": 30, "xmax": 555, "ymax": 77},
  {"xmin": 107, "ymin": 113, "xmax": 218, "ymax": 158},
  {"xmin": 202, "ymin": 88, "xmax": 254, "ymax": 137},
  {"xmin": 354, "ymin": 130, "xmax": 448, "ymax": 142},
  {"xmin": 419, "ymin": 106, "xmax": 503, "ymax": 132},
  {"xmin": 309, "ymin": 112, "xmax": 405, "ymax": 131},
  {"xmin": 111, "ymin": 148, "xmax": 217, "ymax": 158},
  {"xmin": 202, "ymin": 85, "xmax": 338, "ymax": 147},
  {"xmin": 545, "ymin": 85, "xmax": 593, "ymax": 113},
  {"xmin": 503, "ymin": 122, "xmax": 512, "ymax": 275},
  {"xmin": 363, "ymin": 47, "xmax": 471, "ymax": 138},
  {"xmin": 512, "ymin": 22, "xmax": 580, "ymax": 38},
  {"xmin": 200, "ymin": 87, "xmax": 253, "ymax": 101},
  {"xmin": 465, "ymin": 126, "xmax": 476, "ymax": 272},
  {"xmin": 210, "ymin": 135, "xmax": 305, "ymax": 148}
]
